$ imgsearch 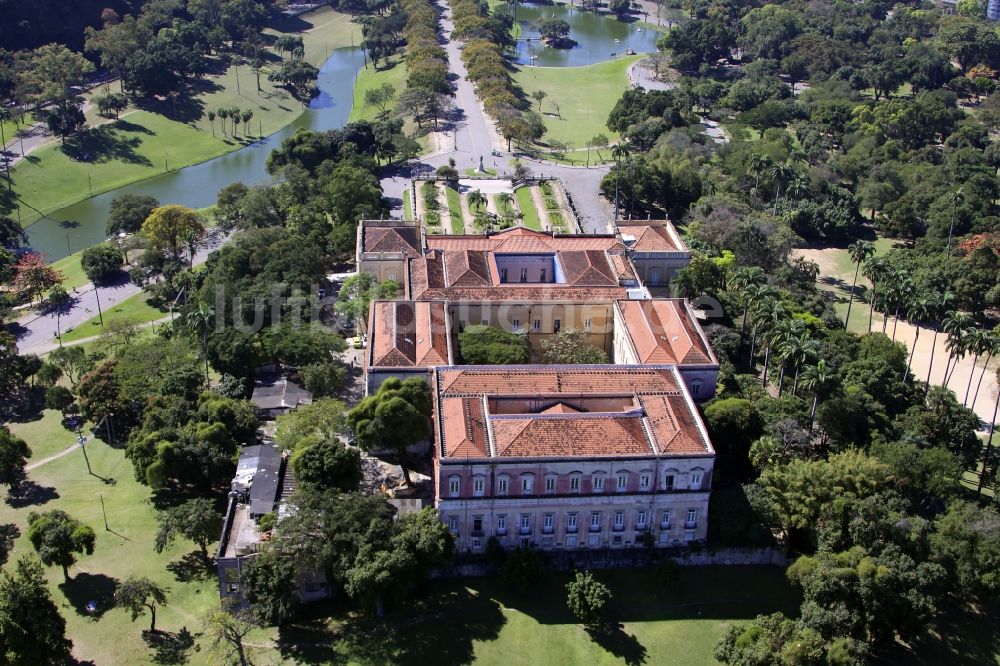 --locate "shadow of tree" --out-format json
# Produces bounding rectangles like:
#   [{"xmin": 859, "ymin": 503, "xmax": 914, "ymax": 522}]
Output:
[
  {"xmin": 586, "ymin": 622, "xmax": 648, "ymax": 665},
  {"xmin": 166, "ymin": 550, "xmax": 214, "ymax": 583},
  {"xmin": 143, "ymin": 627, "xmax": 196, "ymax": 664},
  {"xmin": 5, "ymin": 480, "xmax": 59, "ymax": 508},
  {"xmin": 276, "ymin": 584, "xmax": 507, "ymax": 666},
  {"xmin": 61, "ymin": 124, "xmax": 153, "ymax": 166},
  {"xmin": 59, "ymin": 571, "xmax": 119, "ymax": 619}
]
